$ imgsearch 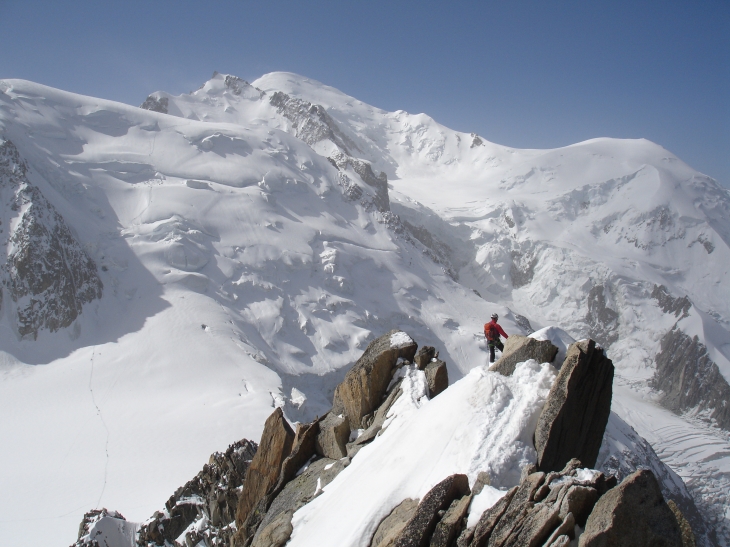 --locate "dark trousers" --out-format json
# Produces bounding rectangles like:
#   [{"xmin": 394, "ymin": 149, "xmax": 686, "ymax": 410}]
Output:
[{"xmin": 488, "ymin": 339, "xmax": 504, "ymax": 363}]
